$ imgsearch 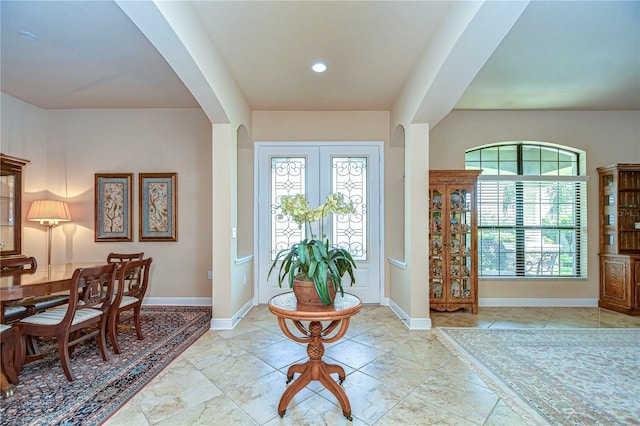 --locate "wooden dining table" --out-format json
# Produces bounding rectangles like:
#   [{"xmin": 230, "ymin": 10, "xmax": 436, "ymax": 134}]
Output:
[{"xmin": 0, "ymin": 262, "xmax": 106, "ymax": 307}]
